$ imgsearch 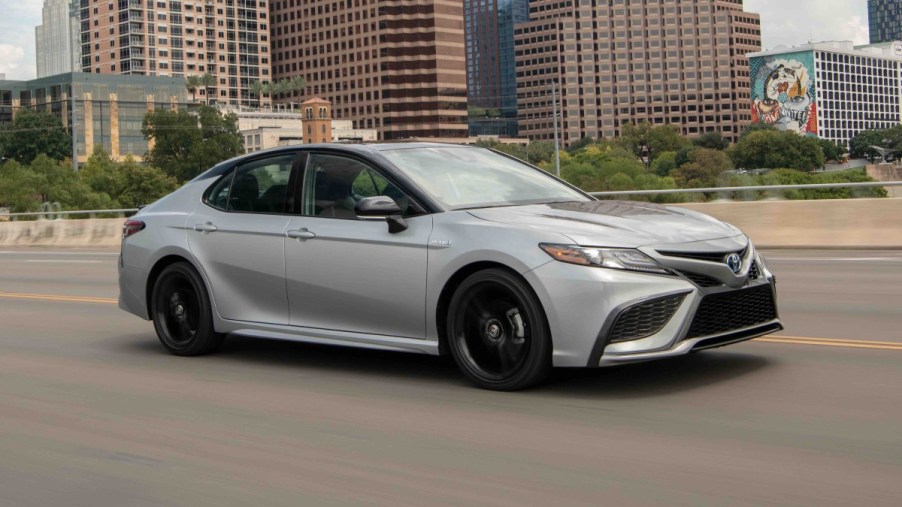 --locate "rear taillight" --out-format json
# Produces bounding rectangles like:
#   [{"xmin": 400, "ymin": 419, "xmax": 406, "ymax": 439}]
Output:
[{"xmin": 123, "ymin": 220, "xmax": 145, "ymax": 239}]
